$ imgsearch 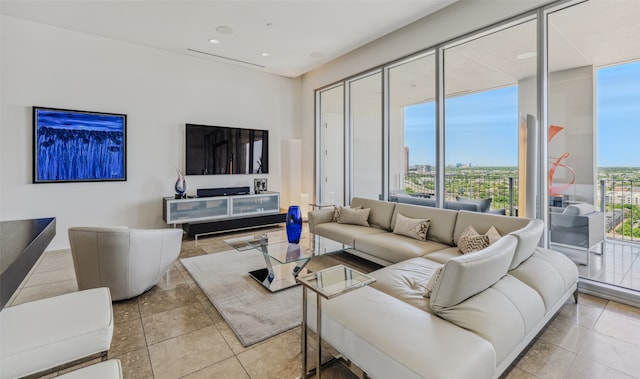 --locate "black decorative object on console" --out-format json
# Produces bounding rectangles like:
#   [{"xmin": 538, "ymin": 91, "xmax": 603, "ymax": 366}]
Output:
[{"xmin": 197, "ymin": 187, "xmax": 251, "ymax": 197}]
